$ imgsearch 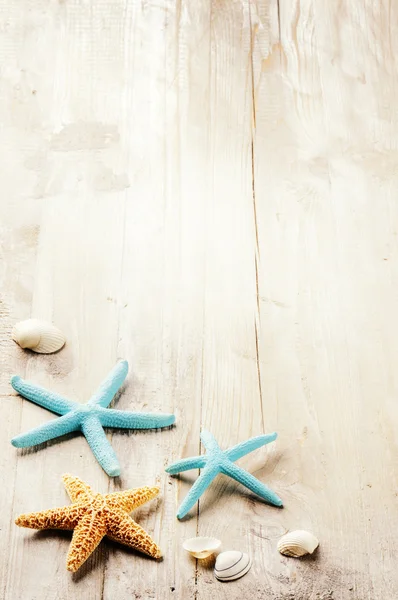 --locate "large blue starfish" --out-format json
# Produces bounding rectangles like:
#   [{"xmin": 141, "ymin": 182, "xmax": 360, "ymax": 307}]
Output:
[
  {"xmin": 11, "ymin": 360, "xmax": 175, "ymax": 477},
  {"xmin": 166, "ymin": 430, "xmax": 282, "ymax": 518}
]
